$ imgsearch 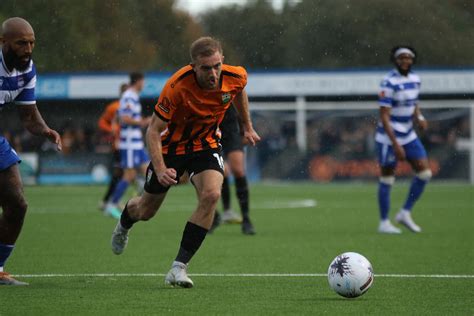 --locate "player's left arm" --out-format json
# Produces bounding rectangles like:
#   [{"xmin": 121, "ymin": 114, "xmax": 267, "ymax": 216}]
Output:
[
  {"xmin": 413, "ymin": 104, "xmax": 428, "ymax": 131},
  {"xmin": 18, "ymin": 104, "xmax": 62, "ymax": 151},
  {"xmin": 232, "ymin": 89, "xmax": 260, "ymax": 146}
]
